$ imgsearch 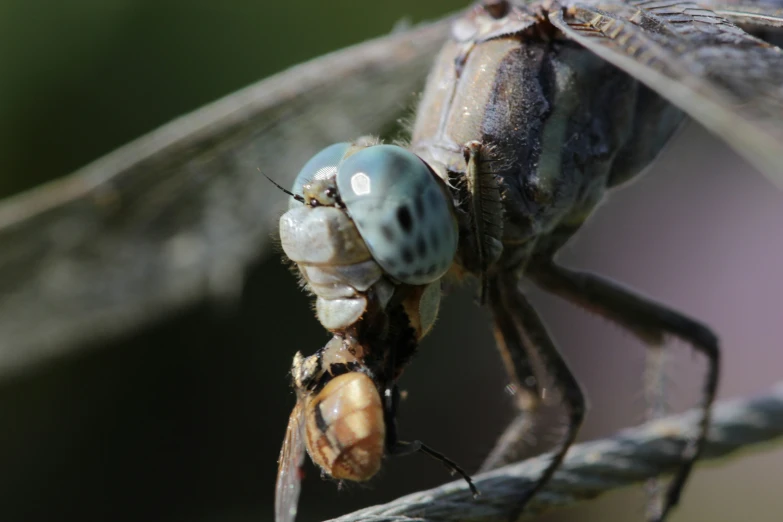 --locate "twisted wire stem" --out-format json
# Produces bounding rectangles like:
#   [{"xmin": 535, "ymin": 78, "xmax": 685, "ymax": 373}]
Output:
[{"xmin": 327, "ymin": 382, "xmax": 783, "ymax": 522}]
